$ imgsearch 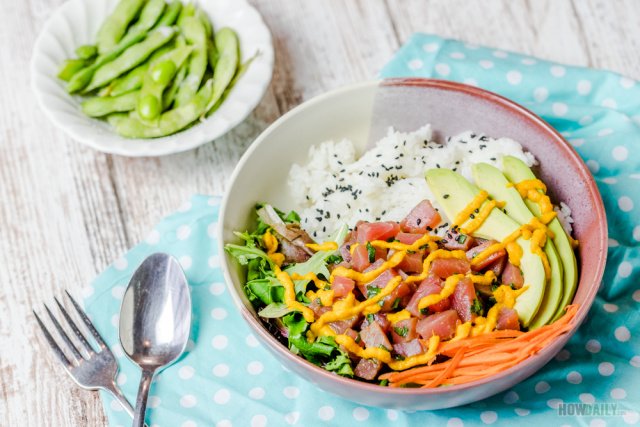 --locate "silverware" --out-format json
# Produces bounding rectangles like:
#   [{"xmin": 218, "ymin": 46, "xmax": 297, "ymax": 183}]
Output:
[
  {"xmin": 119, "ymin": 253, "xmax": 191, "ymax": 427},
  {"xmin": 34, "ymin": 291, "xmax": 140, "ymax": 422}
]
